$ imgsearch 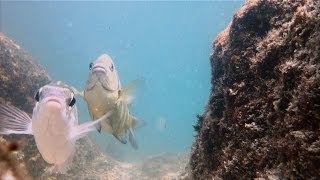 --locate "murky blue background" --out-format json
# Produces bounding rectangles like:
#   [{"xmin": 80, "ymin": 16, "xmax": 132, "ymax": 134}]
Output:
[{"xmin": 0, "ymin": 1, "xmax": 243, "ymax": 161}]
